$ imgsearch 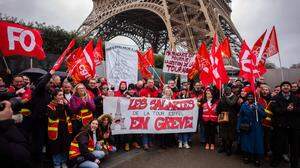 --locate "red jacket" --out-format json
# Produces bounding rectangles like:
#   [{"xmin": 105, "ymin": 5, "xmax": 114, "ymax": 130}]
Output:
[
  {"xmin": 202, "ymin": 101, "xmax": 218, "ymax": 123},
  {"xmin": 140, "ymin": 87, "xmax": 159, "ymax": 98}
]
